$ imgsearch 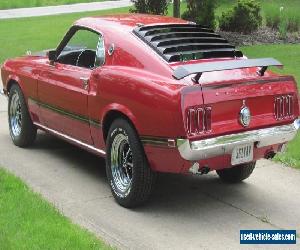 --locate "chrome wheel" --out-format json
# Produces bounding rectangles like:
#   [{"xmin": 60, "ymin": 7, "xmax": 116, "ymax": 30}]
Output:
[
  {"xmin": 9, "ymin": 91, "xmax": 22, "ymax": 137},
  {"xmin": 111, "ymin": 133, "xmax": 133, "ymax": 194},
  {"xmin": 107, "ymin": 119, "xmax": 157, "ymax": 207}
]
